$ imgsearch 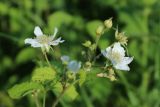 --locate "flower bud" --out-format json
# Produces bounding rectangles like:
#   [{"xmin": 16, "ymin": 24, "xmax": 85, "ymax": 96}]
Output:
[
  {"xmin": 84, "ymin": 61, "xmax": 92, "ymax": 71},
  {"xmin": 115, "ymin": 29, "xmax": 128, "ymax": 45},
  {"xmin": 82, "ymin": 41, "xmax": 92, "ymax": 47},
  {"xmin": 96, "ymin": 25, "xmax": 104, "ymax": 36},
  {"xmin": 104, "ymin": 17, "xmax": 112, "ymax": 29}
]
